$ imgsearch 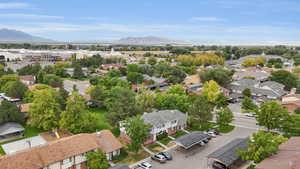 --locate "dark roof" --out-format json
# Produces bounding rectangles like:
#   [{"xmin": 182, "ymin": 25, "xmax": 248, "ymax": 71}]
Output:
[
  {"xmin": 109, "ymin": 165, "xmax": 130, "ymax": 169},
  {"xmin": 207, "ymin": 138, "xmax": 249, "ymax": 167},
  {"xmin": 174, "ymin": 131, "xmax": 209, "ymax": 149},
  {"xmin": 0, "ymin": 122, "xmax": 24, "ymax": 136}
]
